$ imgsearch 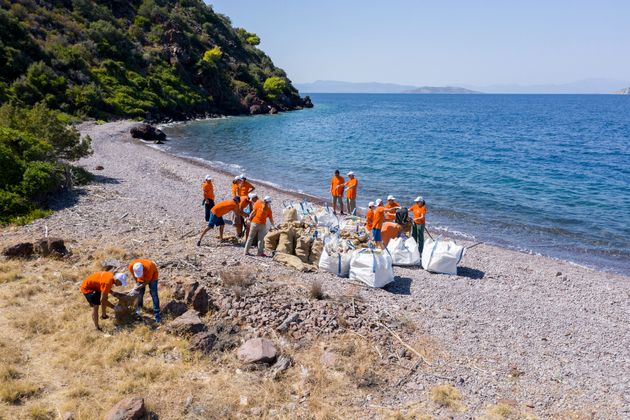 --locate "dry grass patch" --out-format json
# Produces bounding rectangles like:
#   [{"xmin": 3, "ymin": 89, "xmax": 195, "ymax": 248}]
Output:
[
  {"xmin": 429, "ymin": 384, "xmax": 465, "ymax": 411},
  {"xmin": 309, "ymin": 279, "xmax": 325, "ymax": 300},
  {"xmin": 0, "ymin": 259, "xmax": 22, "ymax": 284}
]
